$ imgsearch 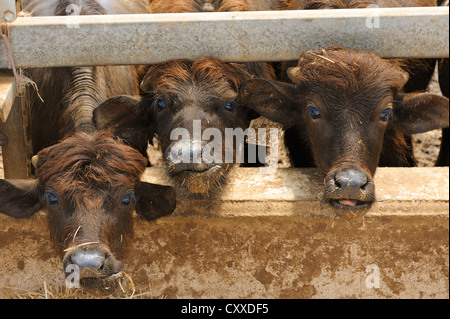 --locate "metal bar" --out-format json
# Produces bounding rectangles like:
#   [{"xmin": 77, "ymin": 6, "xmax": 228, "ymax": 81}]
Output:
[{"xmin": 0, "ymin": 7, "xmax": 448, "ymax": 68}]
